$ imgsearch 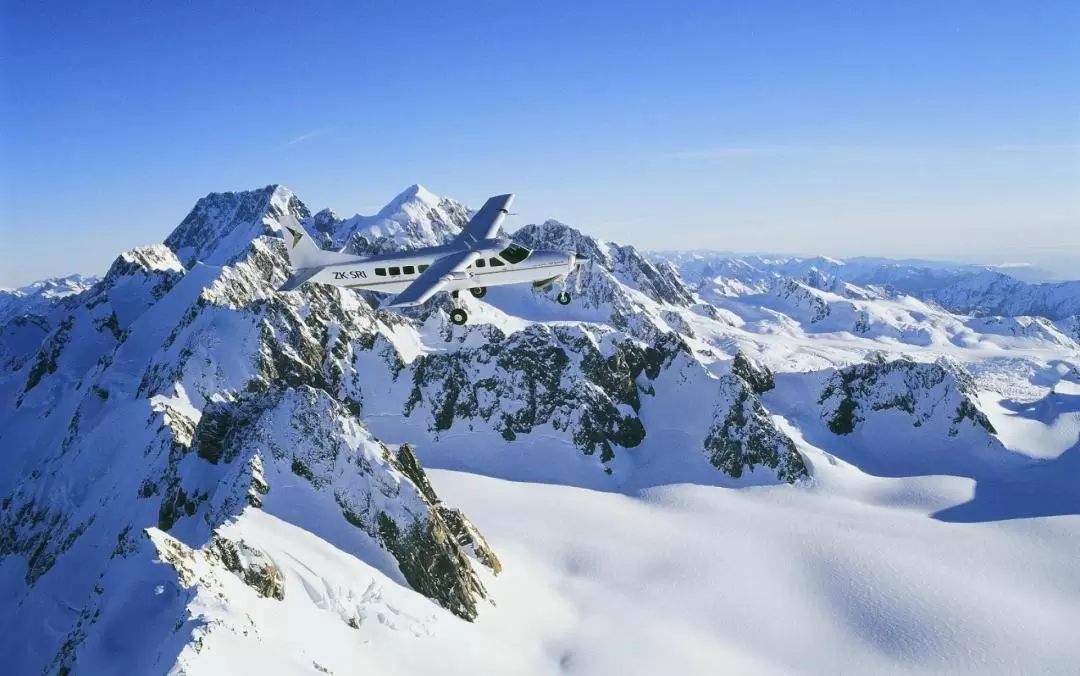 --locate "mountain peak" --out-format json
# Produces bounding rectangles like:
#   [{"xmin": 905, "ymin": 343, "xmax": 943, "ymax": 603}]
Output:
[
  {"xmin": 401, "ymin": 183, "xmax": 437, "ymax": 202},
  {"xmin": 164, "ymin": 185, "xmax": 310, "ymax": 267},
  {"xmin": 376, "ymin": 183, "xmax": 442, "ymax": 218}
]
